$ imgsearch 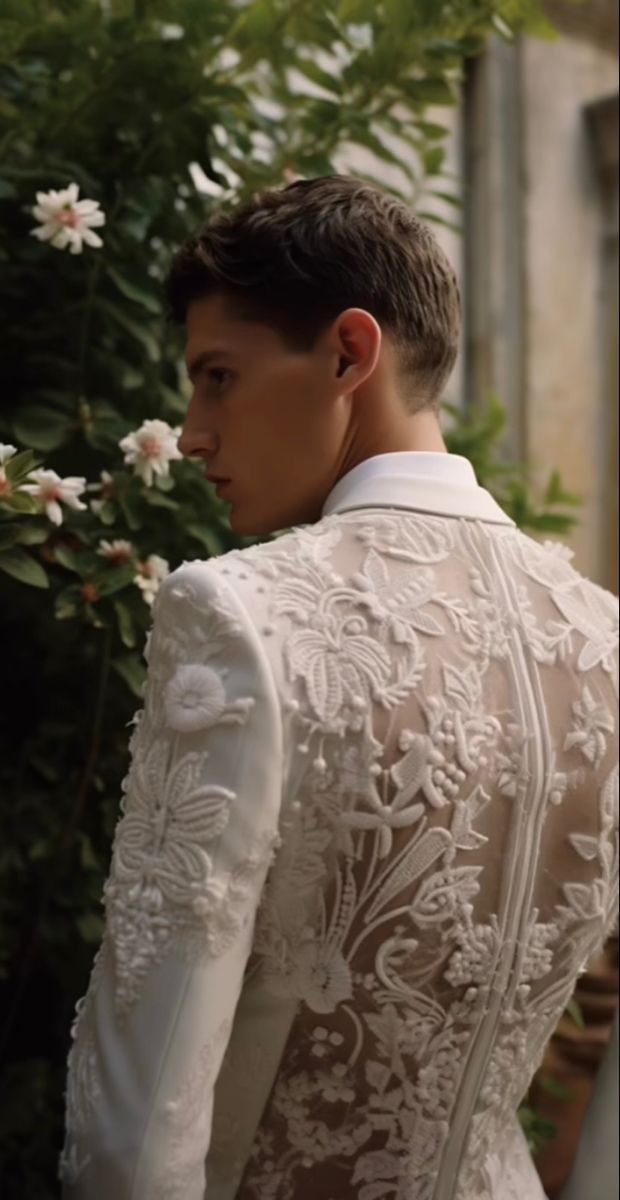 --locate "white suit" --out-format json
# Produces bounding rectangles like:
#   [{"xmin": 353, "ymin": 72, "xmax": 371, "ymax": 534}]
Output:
[{"xmin": 60, "ymin": 452, "xmax": 619, "ymax": 1200}]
